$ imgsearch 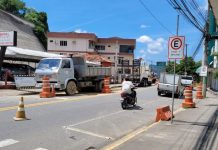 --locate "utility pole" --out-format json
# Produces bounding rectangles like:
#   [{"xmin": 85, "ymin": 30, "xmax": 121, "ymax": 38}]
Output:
[
  {"xmin": 115, "ymin": 41, "xmax": 118, "ymax": 83},
  {"xmin": 171, "ymin": 14, "xmax": 179, "ymax": 124},
  {"xmin": 202, "ymin": 5, "xmax": 210, "ymax": 98},
  {"xmin": 185, "ymin": 44, "xmax": 188, "ymax": 76}
]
